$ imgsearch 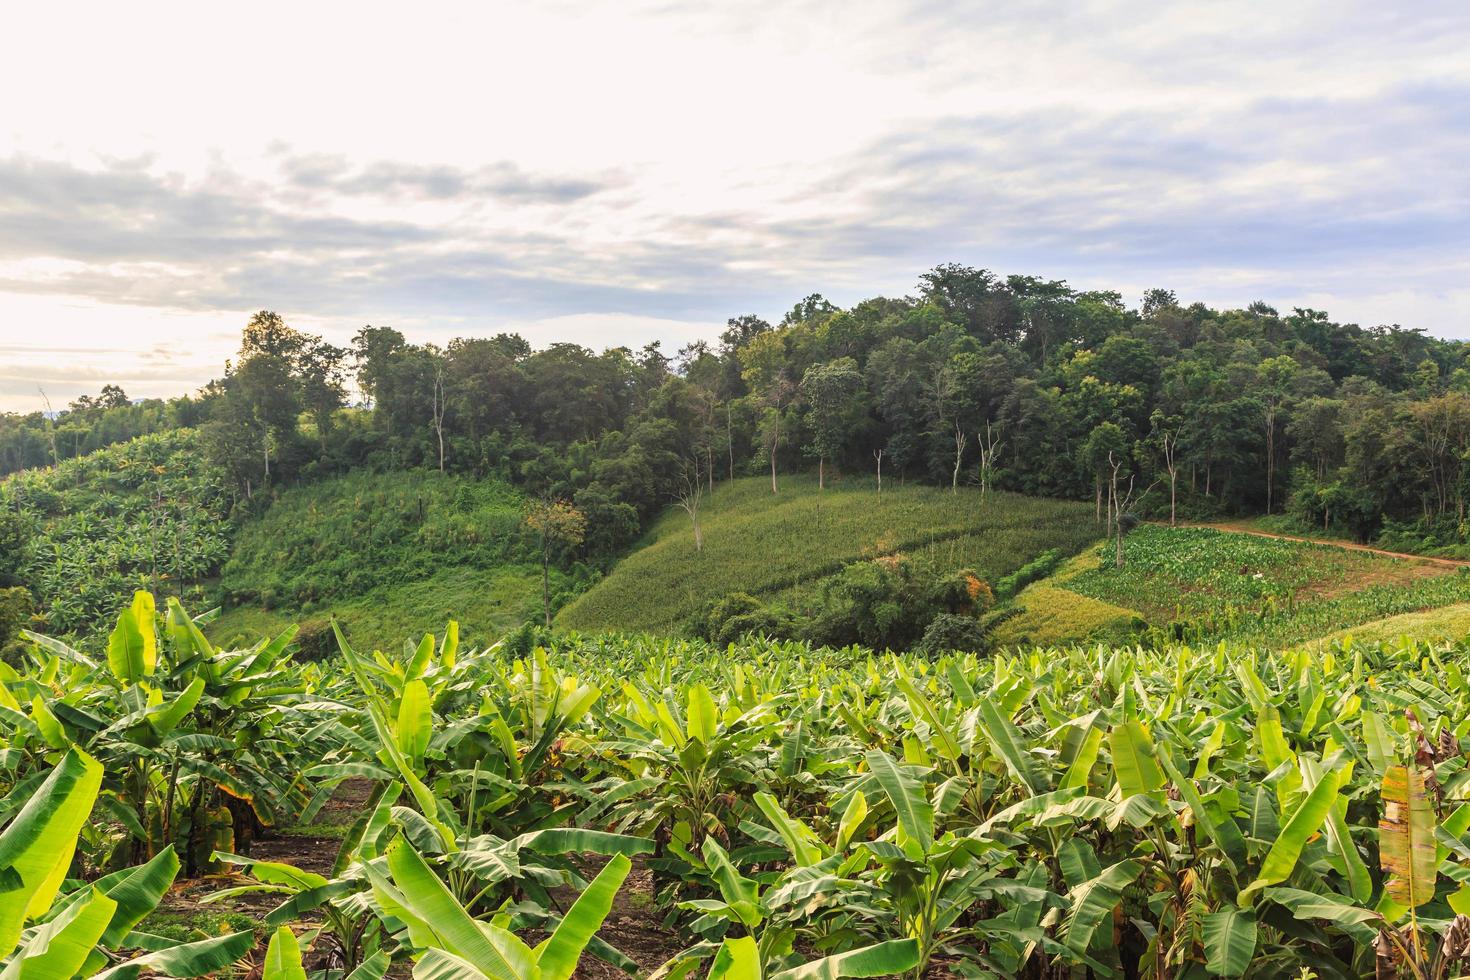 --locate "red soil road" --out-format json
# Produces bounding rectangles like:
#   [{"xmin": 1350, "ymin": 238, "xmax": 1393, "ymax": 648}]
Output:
[{"xmin": 1164, "ymin": 520, "xmax": 1470, "ymax": 569}]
